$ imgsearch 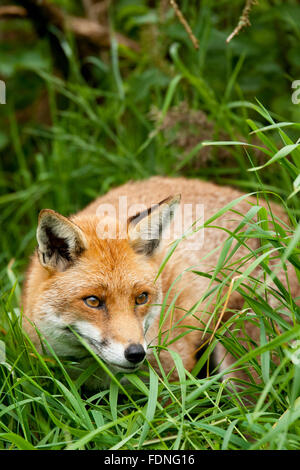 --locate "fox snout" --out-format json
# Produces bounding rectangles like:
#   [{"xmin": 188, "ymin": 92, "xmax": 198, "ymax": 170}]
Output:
[
  {"xmin": 95, "ymin": 339, "xmax": 147, "ymax": 372},
  {"xmin": 124, "ymin": 343, "xmax": 146, "ymax": 364},
  {"xmin": 70, "ymin": 320, "xmax": 148, "ymax": 372},
  {"xmin": 99, "ymin": 339, "xmax": 147, "ymax": 372}
]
